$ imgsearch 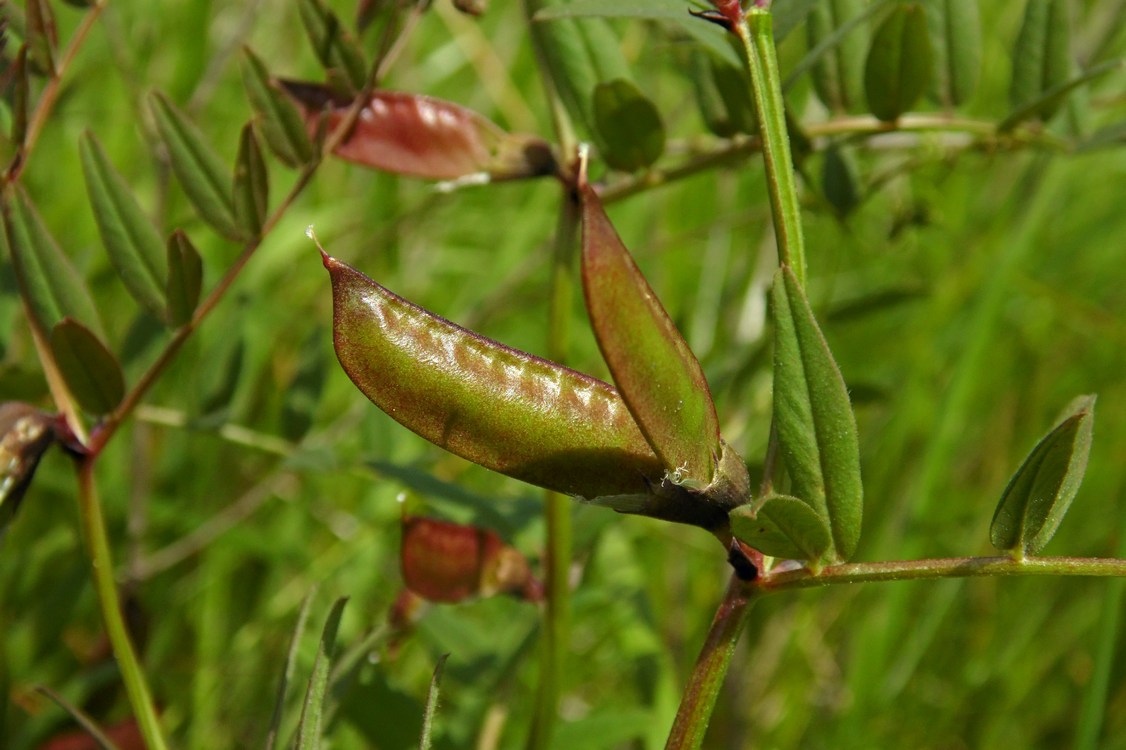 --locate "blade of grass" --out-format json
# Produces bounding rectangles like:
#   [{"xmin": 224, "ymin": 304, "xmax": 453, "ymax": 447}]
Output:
[
  {"xmin": 265, "ymin": 587, "xmax": 319, "ymax": 750},
  {"xmin": 294, "ymin": 596, "xmax": 348, "ymax": 750},
  {"xmin": 418, "ymin": 654, "xmax": 450, "ymax": 750}
]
